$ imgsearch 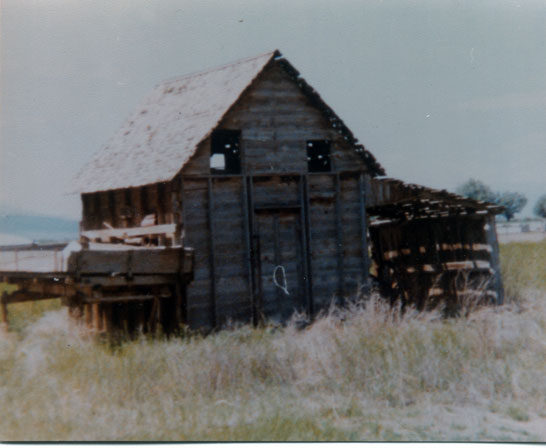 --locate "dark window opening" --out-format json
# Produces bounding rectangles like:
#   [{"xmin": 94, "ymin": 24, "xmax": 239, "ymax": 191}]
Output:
[
  {"xmin": 307, "ymin": 140, "xmax": 331, "ymax": 172},
  {"xmin": 211, "ymin": 129, "xmax": 241, "ymax": 174}
]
